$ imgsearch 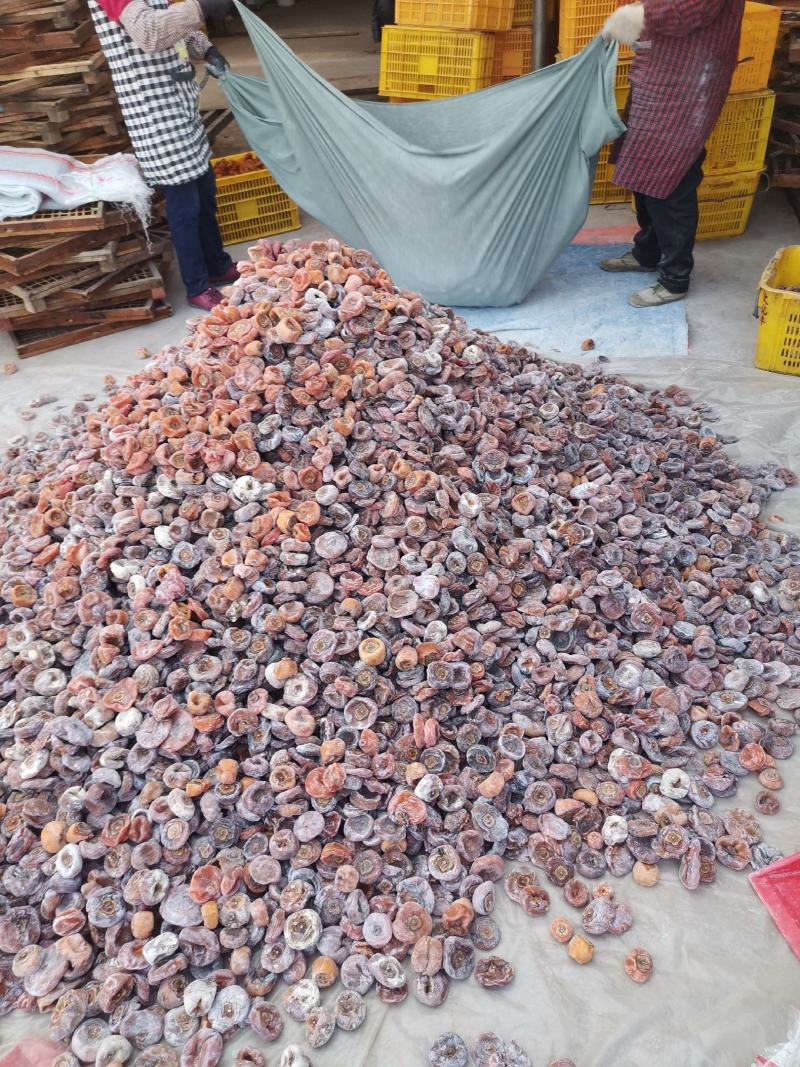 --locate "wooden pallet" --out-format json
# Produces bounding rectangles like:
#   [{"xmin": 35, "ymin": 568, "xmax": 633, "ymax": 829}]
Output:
[
  {"xmin": 0, "ymin": 0, "xmax": 85, "ymax": 29},
  {"xmin": 0, "ymin": 18, "xmax": 94, "ymax": 52},
  {"xmin": 0, "ymin": 227, "xmax": 170, "ymax": 283},
  {"xmin": 0, "ymin": 253, "xmax": 169, "ymax": 323},
  {"xmin": 0, "ymin": 264, "xmax": 105, "ymax": 316},
  {"xmin": 0, "ymin": 202, "xmax": 129, "ymax": 238},
  {"xmin": 0, "ymin": 49, "xmax": 105, "ymax": 84},
  {"xmin": 12, "ymin": 300, "xmax": 174, "ymax": 359},
  {"xmin": 0, "ymin": 1, "xmax": 180, "ymax": 357}
]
